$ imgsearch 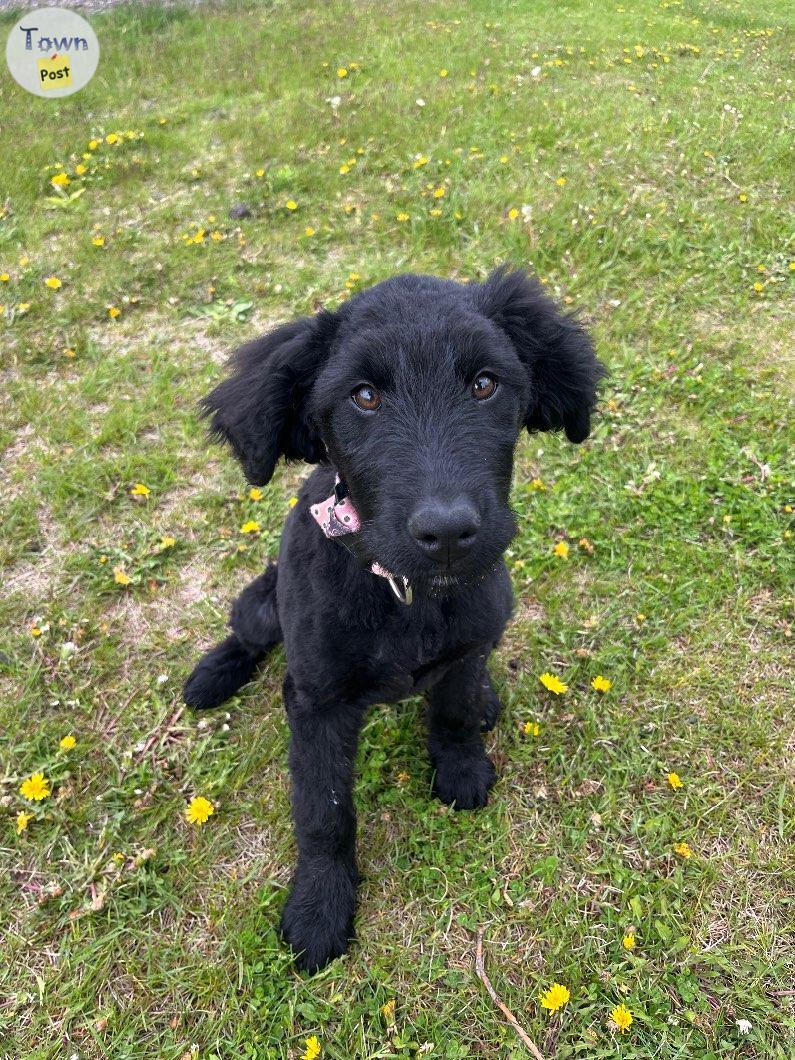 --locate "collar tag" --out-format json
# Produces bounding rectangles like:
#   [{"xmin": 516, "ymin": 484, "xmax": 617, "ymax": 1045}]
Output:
[{"xmin": 386, "ymin": 574, "xmax": 413, "ymax": 606}]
